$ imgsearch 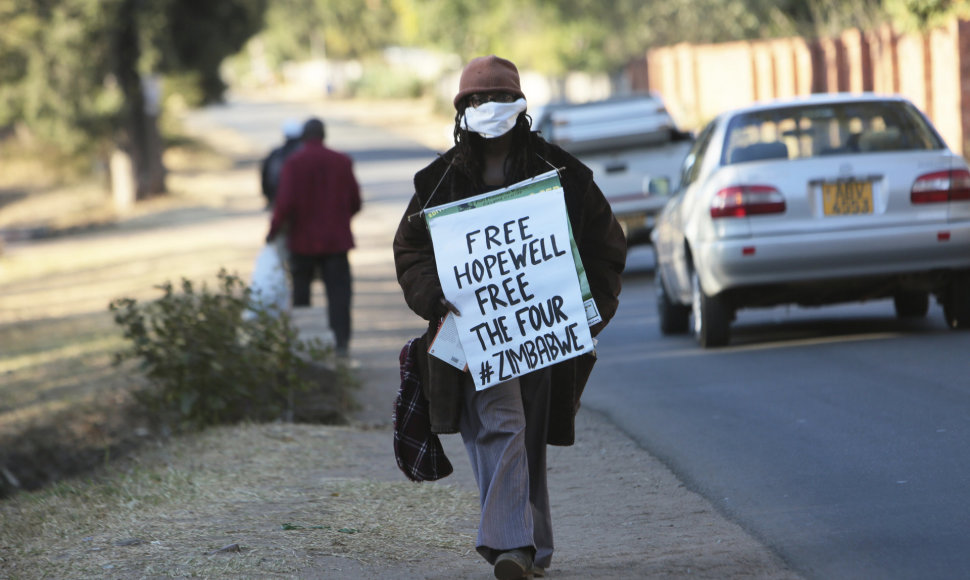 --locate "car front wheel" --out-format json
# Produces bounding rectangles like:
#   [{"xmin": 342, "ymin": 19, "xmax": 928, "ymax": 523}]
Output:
[
  {"xmin": 943, "ymin": 272, "xmax": 970, "ymax": 329},
  {"xmin": 657, "ymin": 268, "xmax": 690, "ymax": 335},
  {"xmin": 691, "ymin": 270, "xmax": 731, "ymax": 348}
]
